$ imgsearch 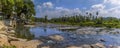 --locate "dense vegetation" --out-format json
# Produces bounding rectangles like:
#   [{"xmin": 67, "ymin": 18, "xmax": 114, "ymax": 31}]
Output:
[
  {"xmin": 35, "ymin": 12, "xmax": 120, "ymax": 28},
  {"xmin": 0, "ymin": 0, "xmax": 35, "ymax": 24}
]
